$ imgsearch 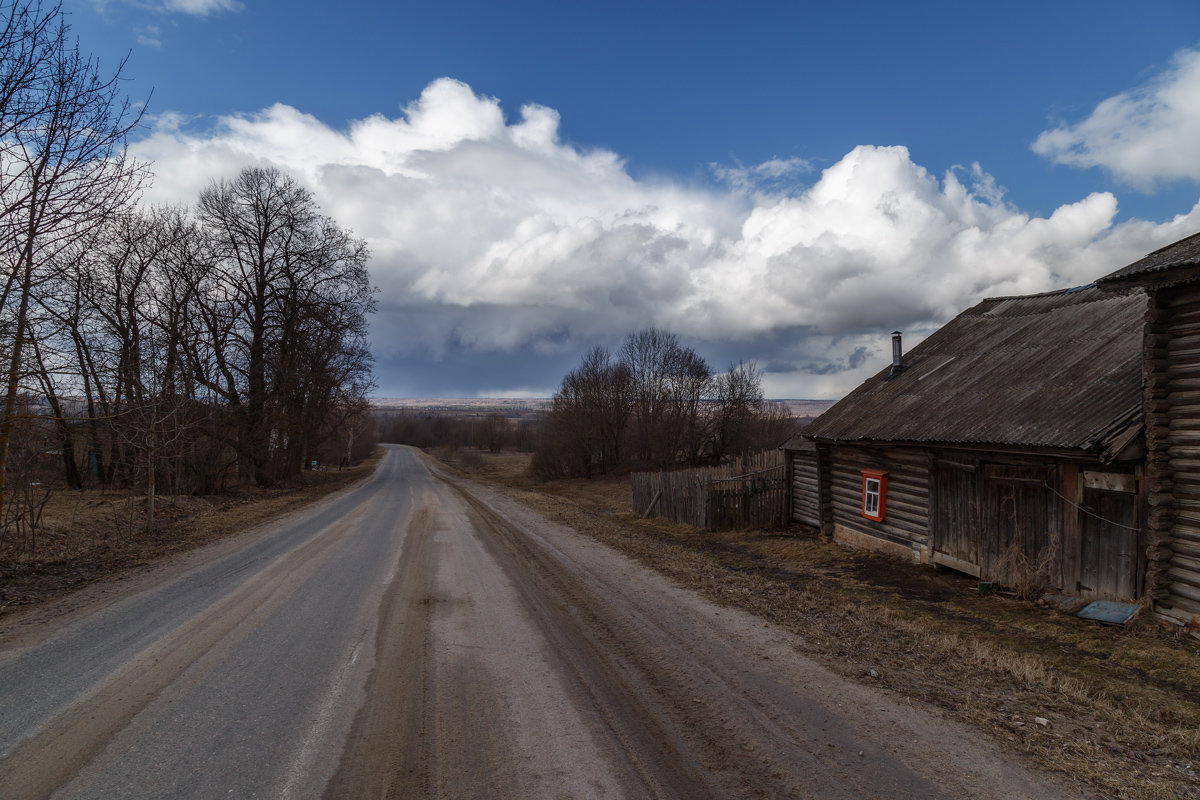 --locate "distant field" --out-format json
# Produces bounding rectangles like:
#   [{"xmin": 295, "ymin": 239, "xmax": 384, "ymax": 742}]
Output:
[
  {"xmin": 775, "ymin": 399, "xmax": 837, "ymax": 418},
  {"xmin": 370, "ymin": 398, "xmax": 549, "ymax": 421},
  {"xmin": 371, "ymin": 397, "xmax": 836, "ymax": 418},
  {"xmin": 371, "ymin": 398, "xmax": 549, "ymax": 412}
]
